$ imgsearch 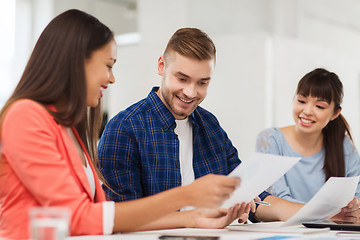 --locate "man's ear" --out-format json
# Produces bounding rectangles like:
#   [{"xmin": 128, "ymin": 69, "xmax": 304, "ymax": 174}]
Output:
[
  {"xmin": 158, "ymin": 55, "xmax": 165, "ymax": 76},
  {"xmin": 331, "ymin": 107, "xmax": 342, "ymax": 121}
]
